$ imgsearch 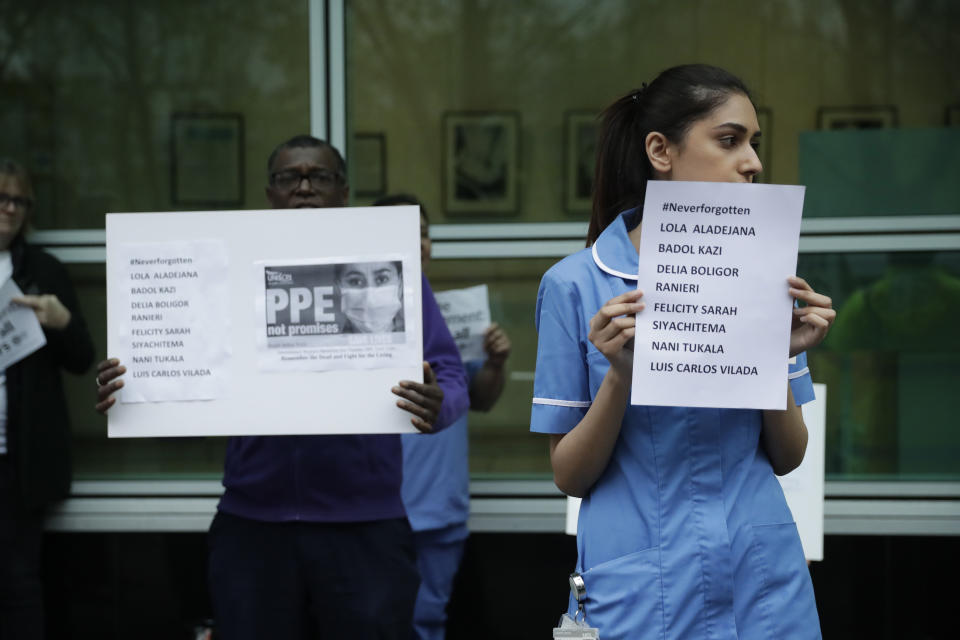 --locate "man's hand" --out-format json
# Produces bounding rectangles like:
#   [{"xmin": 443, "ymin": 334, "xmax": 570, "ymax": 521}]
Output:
[
  {"xmin": 393, "ymin": 361, "xmax": 444, "ymax": 433},
  {"xmin": 12, "ymin": 294, "xmax": 71, "ymax": 329},
  {"xmin": 95, "ymin": 358, "xmax": 126, "ymax": 414},
  {"xmin": 482, "ymin": 323, "xmax": 511, "ymax": 368},
  {"xmin": 469, "ymin": 323, "xmax": 512, "ymax": 412}
]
